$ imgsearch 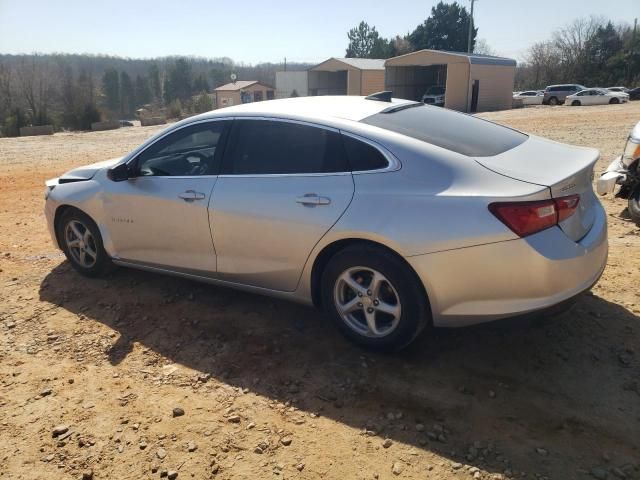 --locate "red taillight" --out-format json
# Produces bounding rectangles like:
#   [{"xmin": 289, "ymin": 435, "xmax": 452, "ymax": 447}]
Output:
[
  {"xmin": 489, "ymin": 194, "xmax": 580, "ymax": 237},
  {"xmin": 555, "ymin": 194, "xmax": 580, "ymax": 222}
]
